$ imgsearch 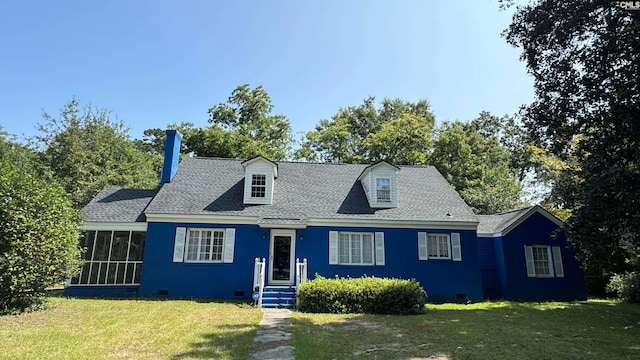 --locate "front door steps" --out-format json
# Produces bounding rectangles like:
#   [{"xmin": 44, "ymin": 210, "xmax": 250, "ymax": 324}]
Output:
[{"xmin": 259, "ymin": 285, "xmax": 296, "ymax": 308}]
